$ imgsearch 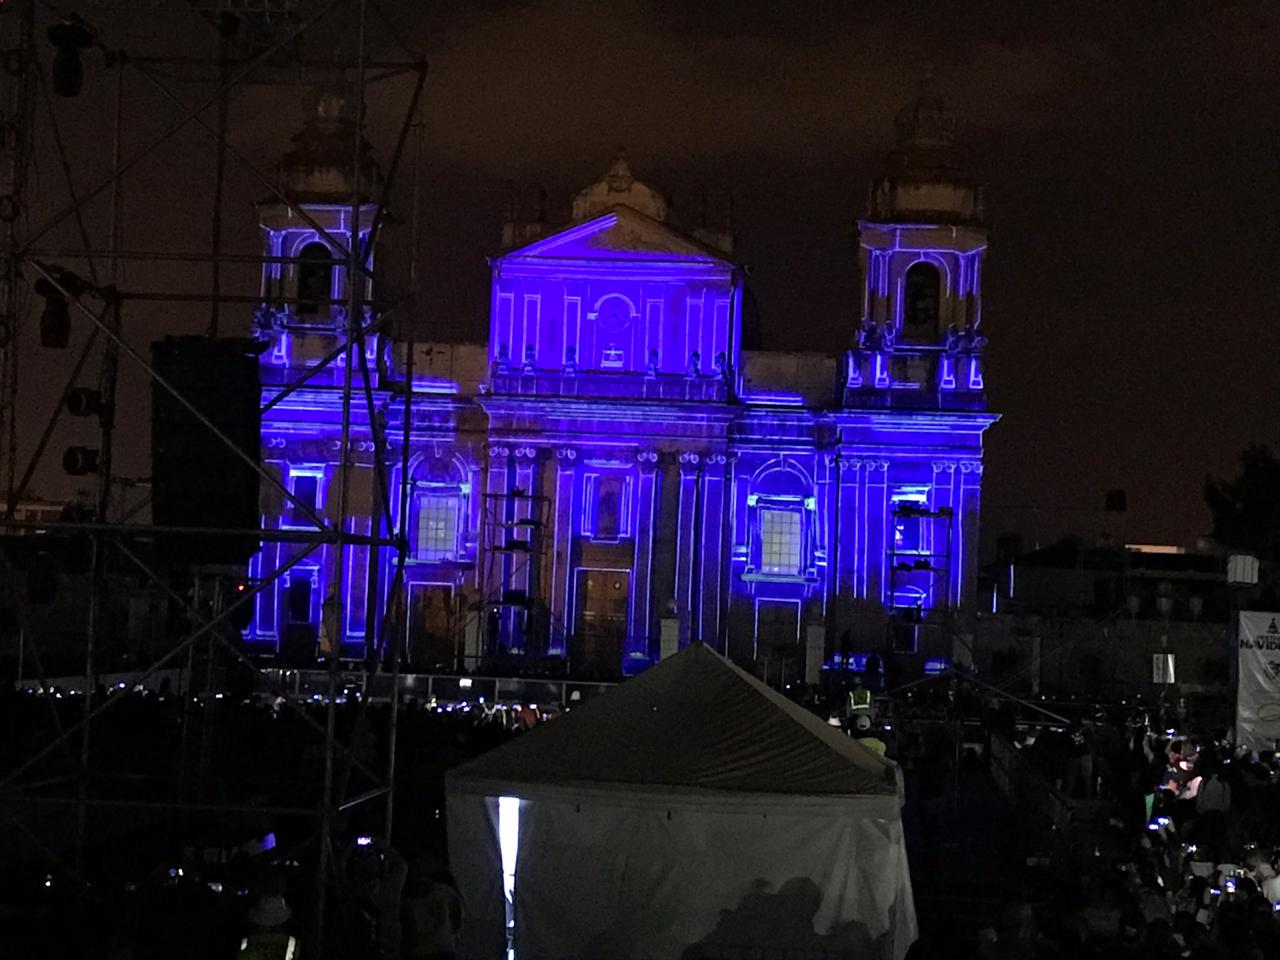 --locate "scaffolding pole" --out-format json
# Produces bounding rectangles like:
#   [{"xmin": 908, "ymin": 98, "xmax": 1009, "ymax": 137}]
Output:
[
  {"xmin": 0, "ymin": 0, "xmax": 35, "ymax": 501},
  {"xmin": 314, "ymin": 1, "xmax": 369, "ymax": 951}
]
